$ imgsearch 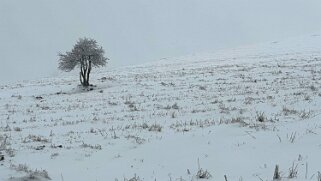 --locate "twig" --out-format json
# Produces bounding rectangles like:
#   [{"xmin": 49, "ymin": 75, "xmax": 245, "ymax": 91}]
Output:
[
  {"xmin": 197, "ymin": 158, "xmax": 200, "ymax": 170},
  {"xmin": 245, "ymin": 131, "xmax": 256, "ymax": 139},
  {"xmin": 224, "ymin": 175, "xmax": 228, "ymax": 181},
  {"xmin": 61, "ymin": 173, "xmax": 64, "ymax": 181},
  {"xmin": 277, "ymin": 135, "xmax": 282, "ymax": 143},
  {"xmin": 305, "ymin": 162, "xmax": 308, "ymax": 179},
  {"xmin": 256, "ymin": 175, "xmax": 264, "ymax": 181}
]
